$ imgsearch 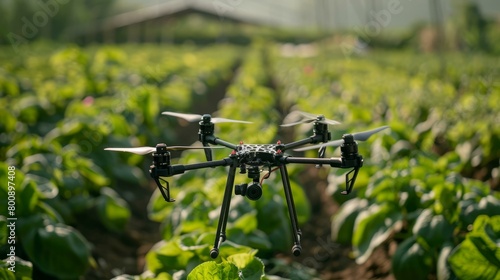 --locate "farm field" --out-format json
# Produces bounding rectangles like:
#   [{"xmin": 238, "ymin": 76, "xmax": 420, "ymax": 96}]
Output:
[{"xmin": 1, "ymin": 42, "xmax": 499, "ymax": 279}]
